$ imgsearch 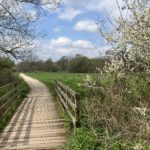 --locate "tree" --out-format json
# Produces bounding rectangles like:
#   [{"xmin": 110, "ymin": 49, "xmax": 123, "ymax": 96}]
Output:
[
  {"xmin": 56, "ymin": 56, "xmax": 70, "ymax": 71},
  {"xmin": 91, "ymin": 57, "xmax": 106, "ymax": 72},
  {"xmin": 17, "ymin": 61, "xmax": 32, "ymax": 72},
  {"xmin": 44, "ymin": 58, "xmax": 54, "ymax": 71},
  {"xmin": 83, "ymin": 0, "xmax": 150, "ymax": 147},
  {"xmin": 17, "ymin": 52, "xmax": 41, "ymax": 72},
  {"xmin": 68, "ymin": 55, "xmax": 93, "ymax": 73},
  {"xmin": 0, "ymin": 0, "xmax": 61, "ymax": 58},
  {"xmin": 97, "ymin": 0, "xmax": 150, "ymax": 74}
]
